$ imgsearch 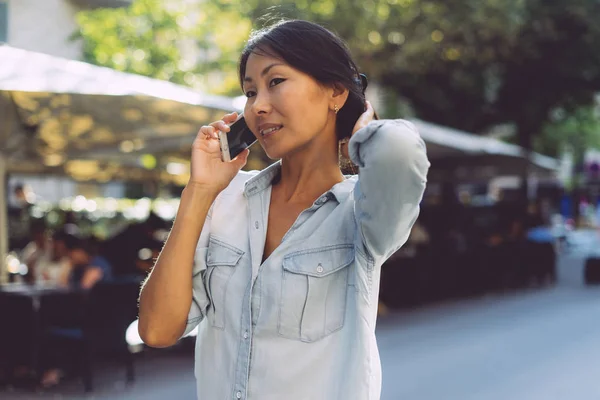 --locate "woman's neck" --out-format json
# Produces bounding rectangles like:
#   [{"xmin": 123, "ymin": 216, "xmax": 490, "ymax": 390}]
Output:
[{"xmin": 275, "ymin": 146, "xmax": 344, "ymax": 204}]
